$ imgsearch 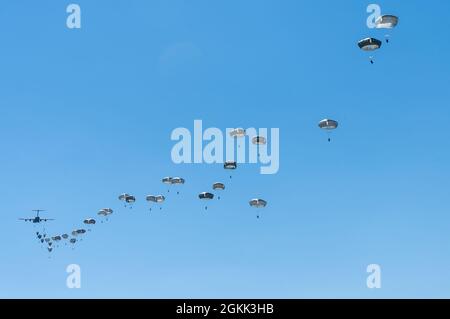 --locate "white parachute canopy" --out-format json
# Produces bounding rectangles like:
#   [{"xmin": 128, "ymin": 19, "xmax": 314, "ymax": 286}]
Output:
[
  {"xmin": 375, "ymin": 15, "xmax": 399, "ymax": 29},
  {"xmin": 249, "ymin": 198, "xmax": 267, "ymax": 219},
  {"xmin": 146, "ymin": 194, "xmax": 165, "ymax": 211},
  {"xmin": 118, "ymin": 193, "xmax": 136, "ymax": 208},
  {"xmin": 252, "ymin": 136, "xmax": 267, "ymax": 145},
  {"xmin": 98, "ymin": 208, "xmax": 113, "ymax": 216},
  {"xmin": 318, "ymin": 119, "xmax": 338, "ymax": 142},
  {"xmin": 199, "ymin": 192, "xmax": 214, "ymax": 210},
  {"xmin": 212, "ymin": 182, "xmax": 225, "ymax": 200},
  {"xmin": 229, "ymin": 128, "xmax": 246, "ymax": 138},
  {"xmin": 212, "ymin": 182, "xmax": 225, "ymax": 191}
]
